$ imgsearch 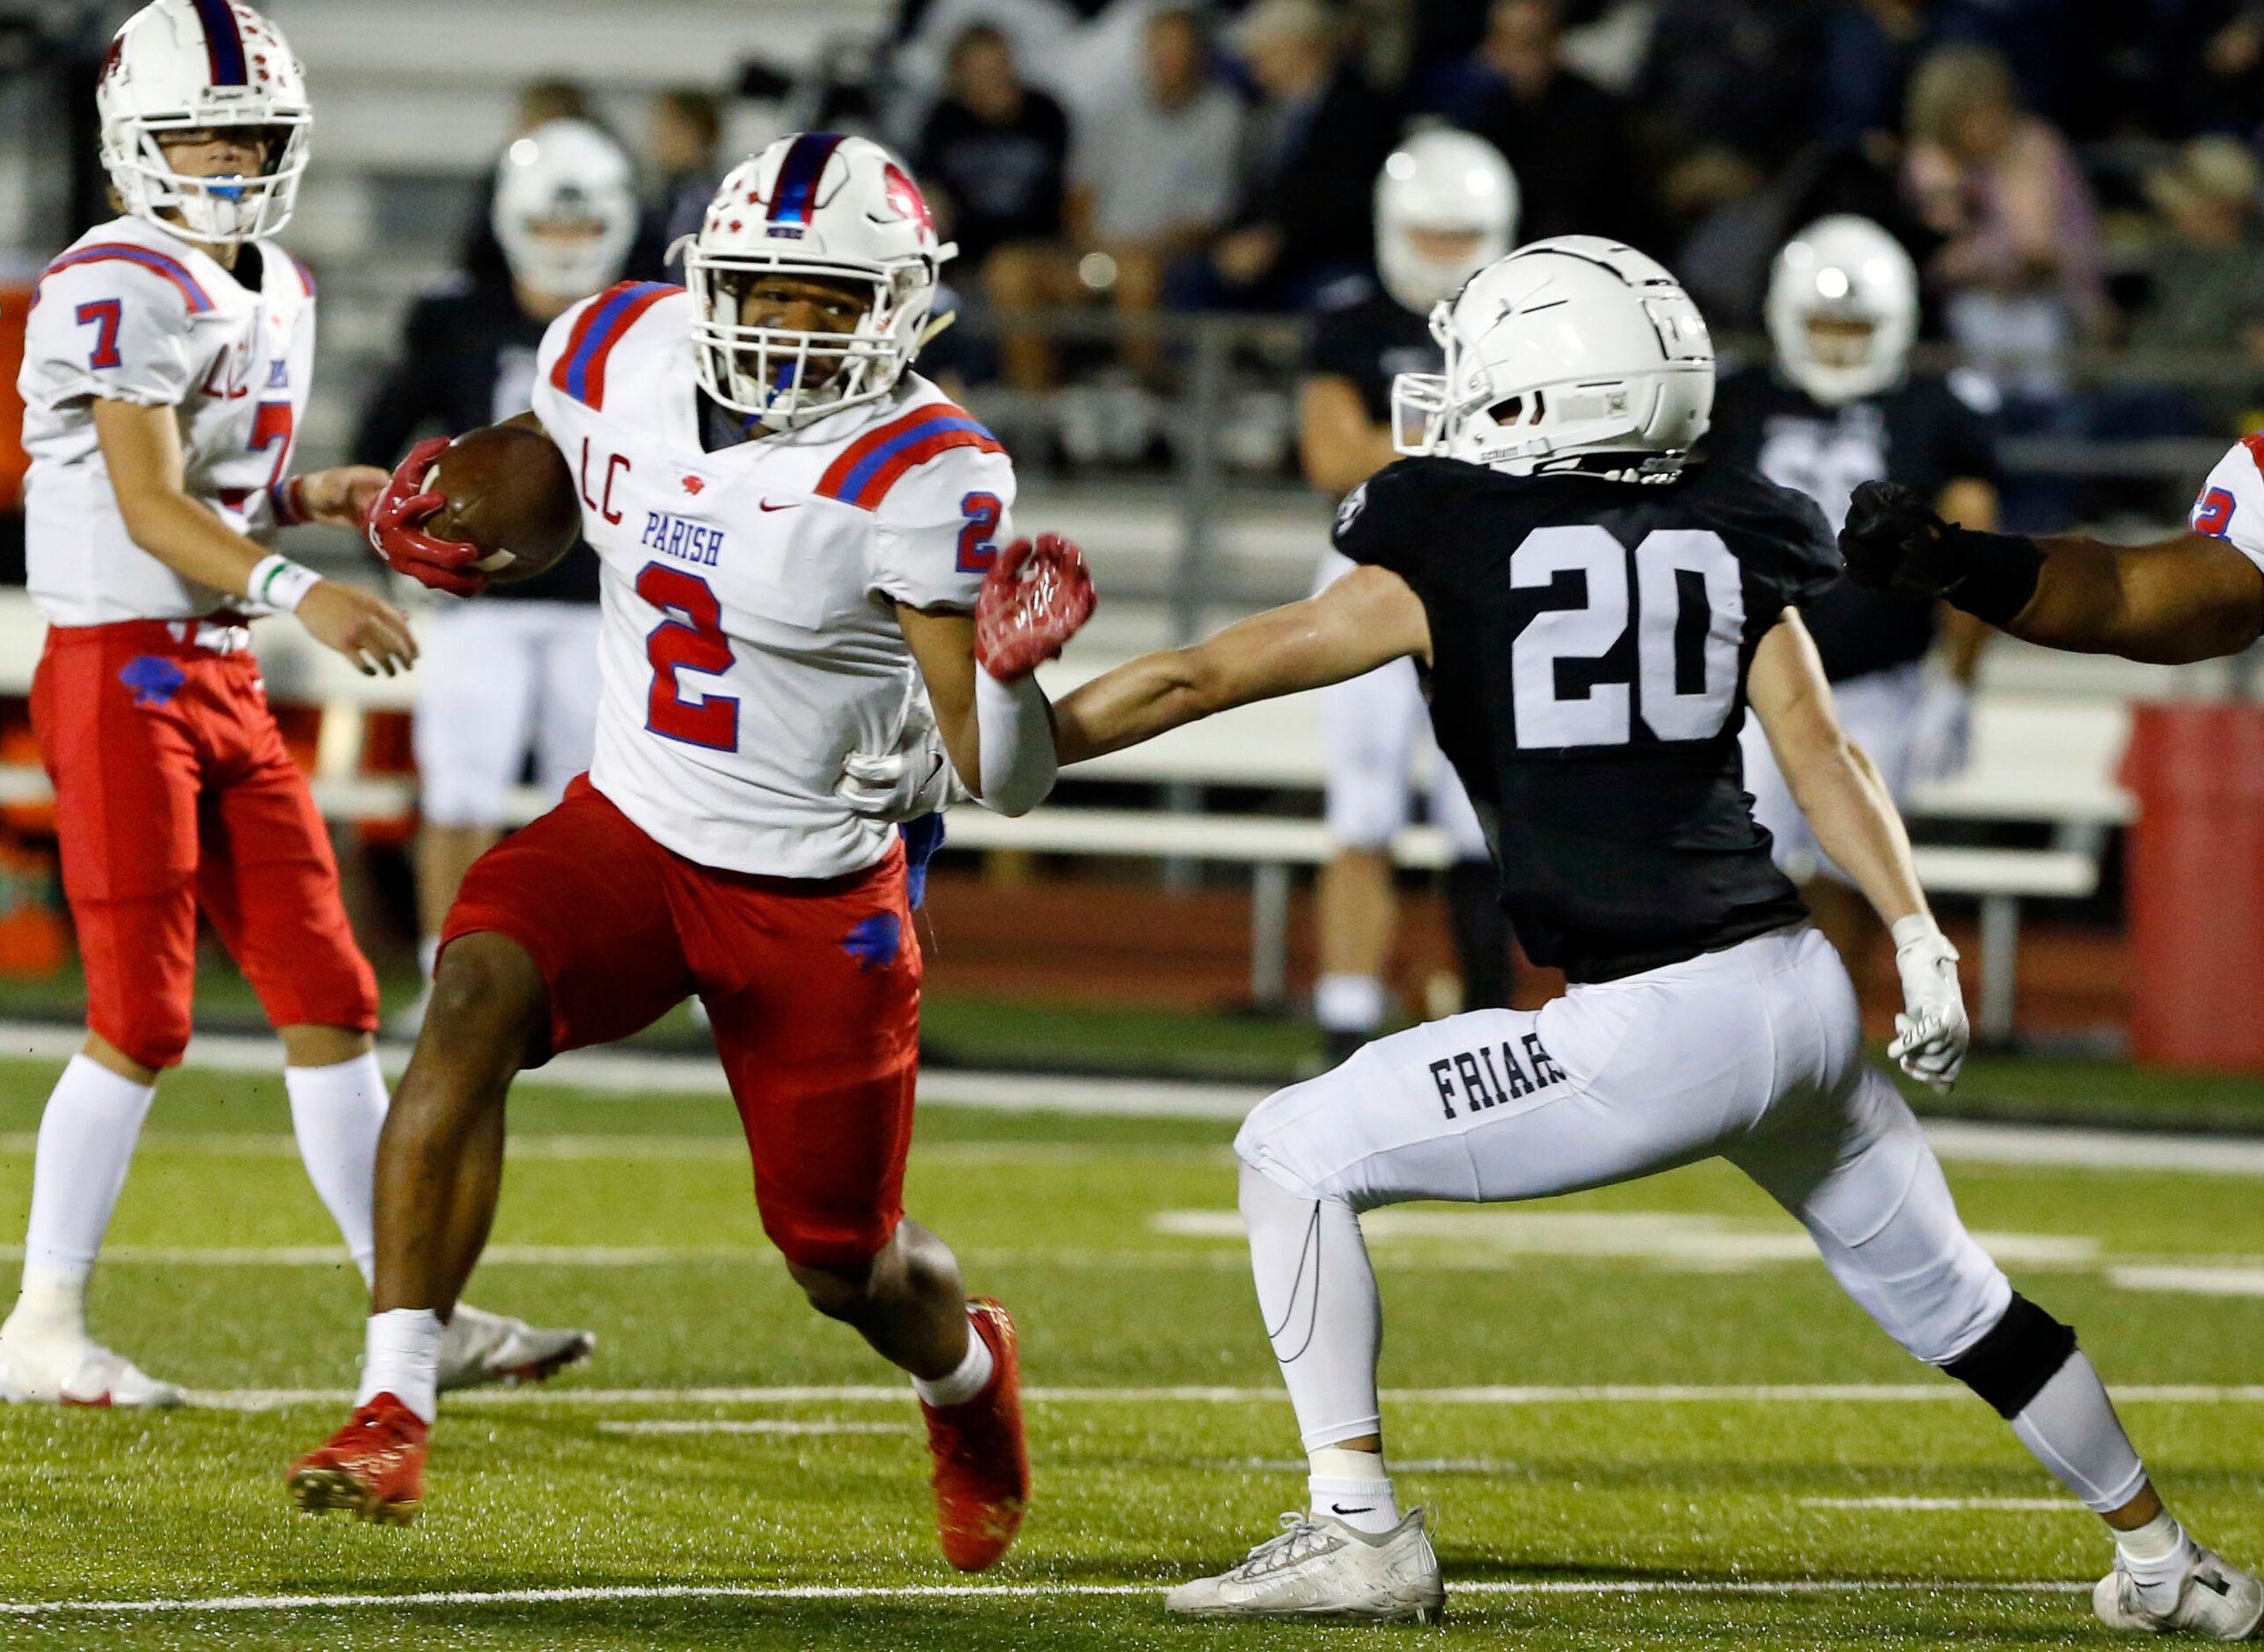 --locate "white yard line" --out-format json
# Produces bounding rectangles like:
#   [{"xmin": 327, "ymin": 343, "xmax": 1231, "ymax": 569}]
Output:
[
  {"xmin": 595, "ymin": 1419, "xmax": 906, "ymax": 1436},
  {"xmin": 2111, "ymin": 1265, "xmax": 2264, "ymax": 1297},
  {"xmin": 0, "ymin": 1577, "xmax": 2092, "ymax": 1617},
  {"xmin": 165, "ymin": 1381, "xmax": 2264, "ymax": 1412},
  {"xmin": 1801, "ymin": 1497, "xmax": 2081, "ymax": 1512}
]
